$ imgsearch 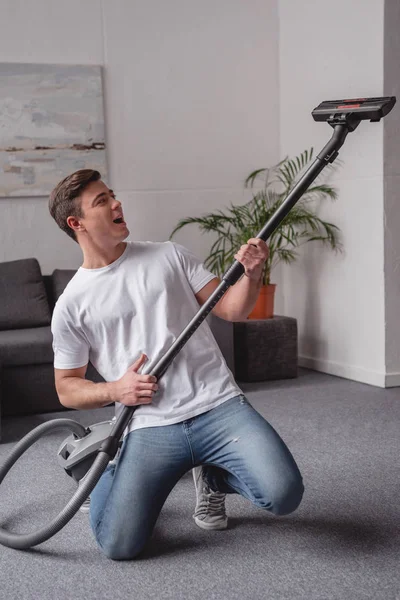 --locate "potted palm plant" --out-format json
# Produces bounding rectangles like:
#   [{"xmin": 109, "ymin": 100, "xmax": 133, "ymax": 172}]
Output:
[{"xmin": 169, "ymin": 148, "xmax": 342, "ymax": 319}]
